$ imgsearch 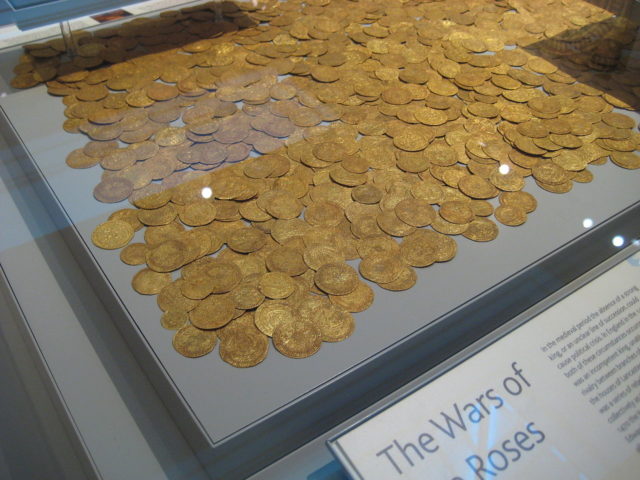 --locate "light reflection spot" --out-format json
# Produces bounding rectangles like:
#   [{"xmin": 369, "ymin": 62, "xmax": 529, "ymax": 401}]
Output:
[
  {"xmin": 201, "ymin": 187, "xmax": 213, "ymax": 199},
  {"xmin": 582, "ymin": 218, "xmax": 594, "ymax": 229}
]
